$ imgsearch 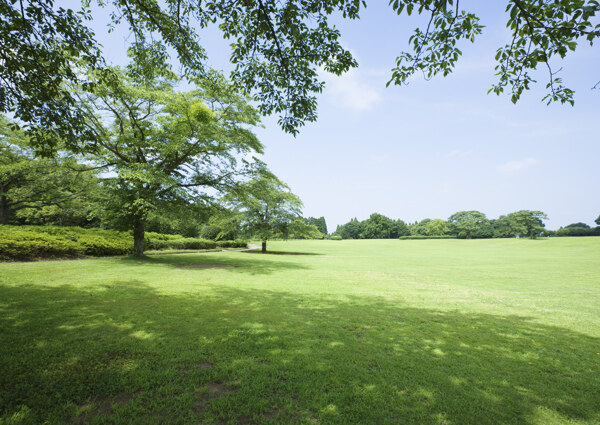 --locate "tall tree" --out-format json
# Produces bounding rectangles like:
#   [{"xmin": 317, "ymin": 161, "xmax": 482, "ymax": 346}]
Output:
[
  {"xmin": 2, "ymin": 0, "xmax": 598, "ymax": 143},
  {"xmin": 507, "ymin": 210, "xmax": 548, "ymax": 238},
  {"xmin": 338, "ymin": 218, "xmax": 363, "ymax": 239},
  {"xmin": 306, "ymin": 216, "xmax": 328, "ymax": 235},
  {"xmin": 448, "ymin": 211, "xmax": 490, "ymax": 239},
  {"xmin": 225, "ymin": 172, "xmax": 308, "ymax": 253},
  {"xmin": 596, "ymin": 215, "xmax": 600, "ymax": 226},
  {"xmin": 78, "ymin": 68, "xmax": 263, "ymax": 256}
]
